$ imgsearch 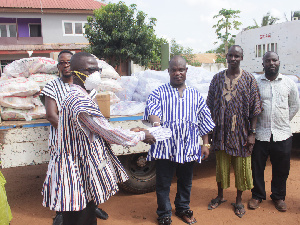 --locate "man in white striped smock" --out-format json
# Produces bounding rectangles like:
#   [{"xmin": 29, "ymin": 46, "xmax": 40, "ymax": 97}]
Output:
[
  {"xmin": 42, "ymin": 52, "xmax": 156, "ymax": 225},
  {"xmin": 248, "ymin": 51, "xmax": 300, "ymax": 212},
  {"xmin": 143, "ymin": 55, "xmax": 215, "ymax": 225},
  {"xmin": 41, "ymin": 50, "xmax": 108, "ymax": 225}
]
